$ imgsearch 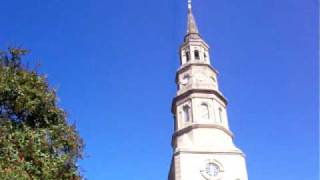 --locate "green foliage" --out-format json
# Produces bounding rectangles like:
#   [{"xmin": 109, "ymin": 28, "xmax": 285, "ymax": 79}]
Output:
[{"xmin": 0, "ymin": 48, "xmax": 84, "ymax": 179}]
